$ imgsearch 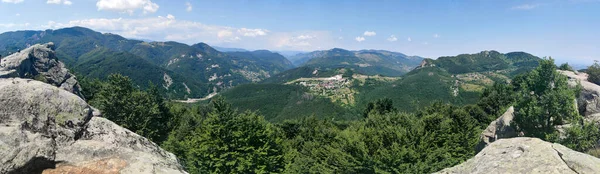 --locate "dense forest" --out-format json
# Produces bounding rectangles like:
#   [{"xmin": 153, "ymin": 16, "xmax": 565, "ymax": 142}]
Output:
[{"xmin": 79, "ymin": 58, "xmax": 600, "ymax": 173}]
